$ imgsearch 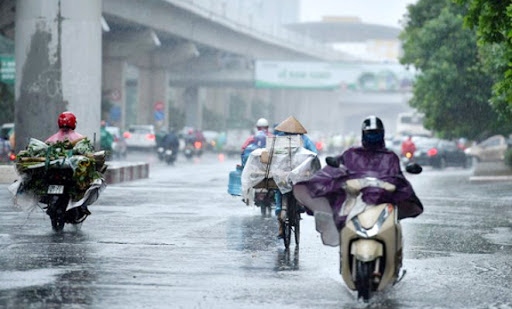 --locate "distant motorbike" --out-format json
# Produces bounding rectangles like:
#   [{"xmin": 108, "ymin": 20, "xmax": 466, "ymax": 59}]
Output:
[
  {"xmin": 184, "ymin": 141, "xmax": 203, "ymax": 159},
  {"xmin": 400, "ymin": 151, "xmax": 414, "ymax": 164},
  {"xmin": 157, "ymin": 146, "xmax": 165, "ymax": 161},
  {"xmin": 253, "ymin": 188, "xmax": 276, "ymax": 217},
  {"xmin": 164, "ymin": 148, "xmax": 177, "ymax": 165}
]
